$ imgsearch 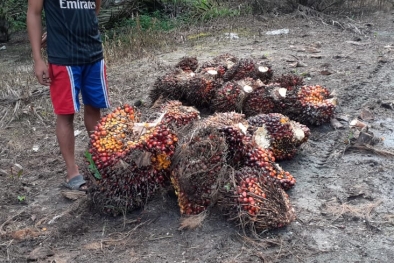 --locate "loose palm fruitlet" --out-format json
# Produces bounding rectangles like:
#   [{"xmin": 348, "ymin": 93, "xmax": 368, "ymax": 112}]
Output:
[
  {"xmin": 175, "ymin": 56, "xmax": 199, "ymax": 72},
  {"xmin": 219, "ymin": 167, "xmax": 296, "ymax": 232},
  {"xmin": 247, "ymin": 113, "xmax": 310, "ymax": 161},
  {"xmin": 171, "ymin": 126, "xmax": 228, "ymax": 215},
  {"xmin": 223, "ymin": 58, "xmax": 273, "ymax": 82}
]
